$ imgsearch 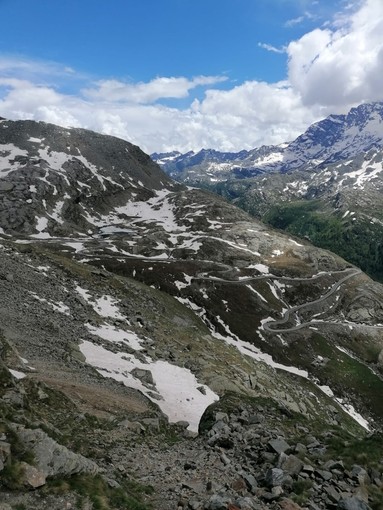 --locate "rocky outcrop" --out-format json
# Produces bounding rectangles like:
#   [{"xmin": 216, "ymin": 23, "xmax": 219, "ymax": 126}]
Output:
[{"xmin": 13, "ymin": 425, "xmax": 99, "ymax": 479}]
